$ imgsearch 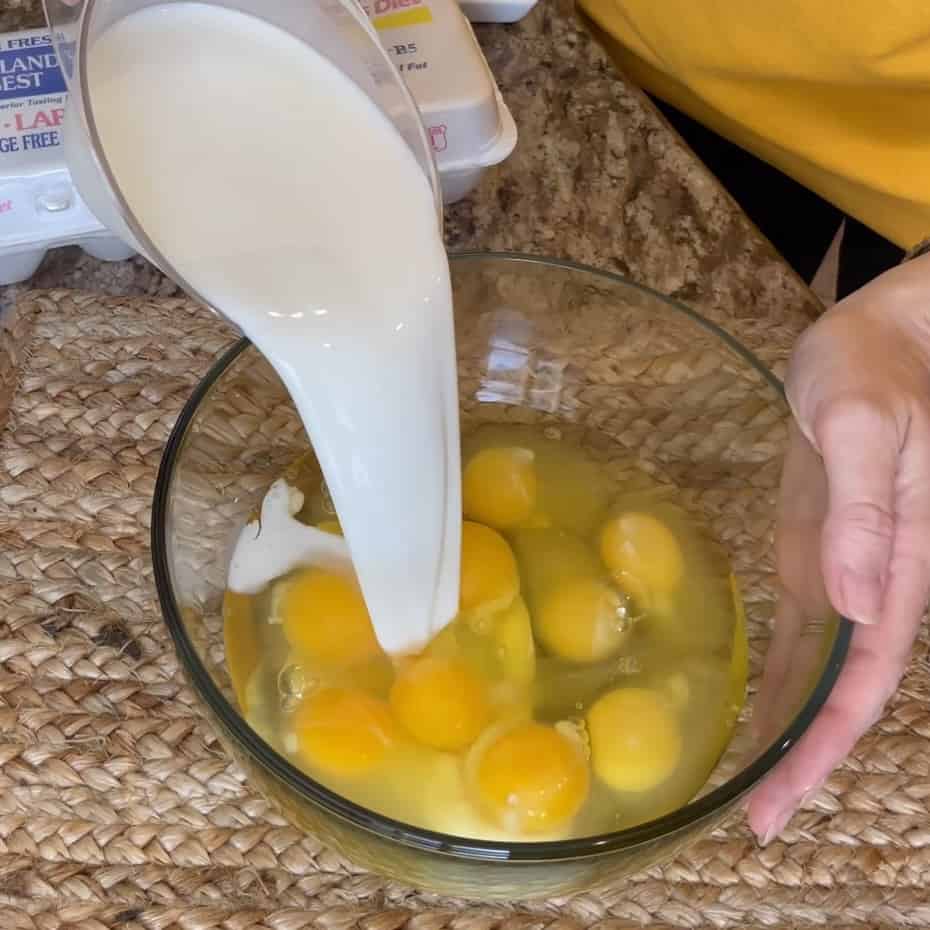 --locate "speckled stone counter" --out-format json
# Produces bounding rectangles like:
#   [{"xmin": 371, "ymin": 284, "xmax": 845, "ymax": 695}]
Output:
[{"xmin": 0, "ymin": 0, "xmax": 821, "ymax": 376}]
